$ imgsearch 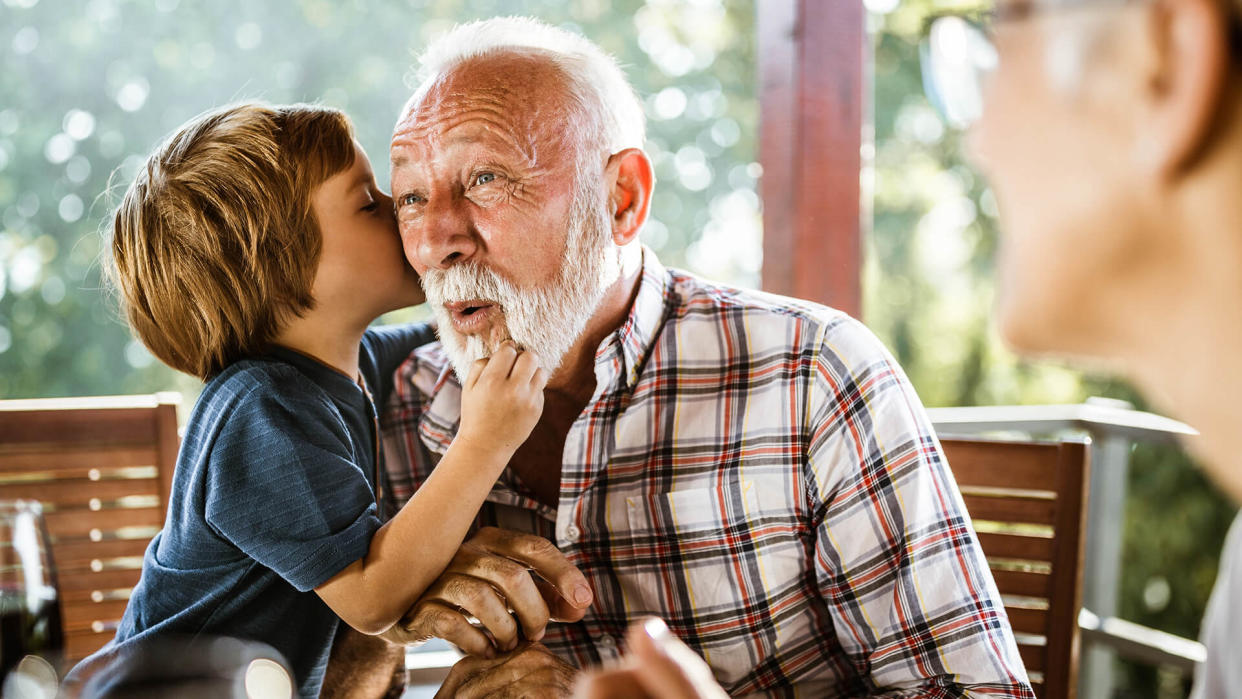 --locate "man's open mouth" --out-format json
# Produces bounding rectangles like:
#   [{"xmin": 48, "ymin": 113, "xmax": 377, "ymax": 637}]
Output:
[{"xmin": 443, "ymin": 300, "xmax": 499, "ymax": 334}]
